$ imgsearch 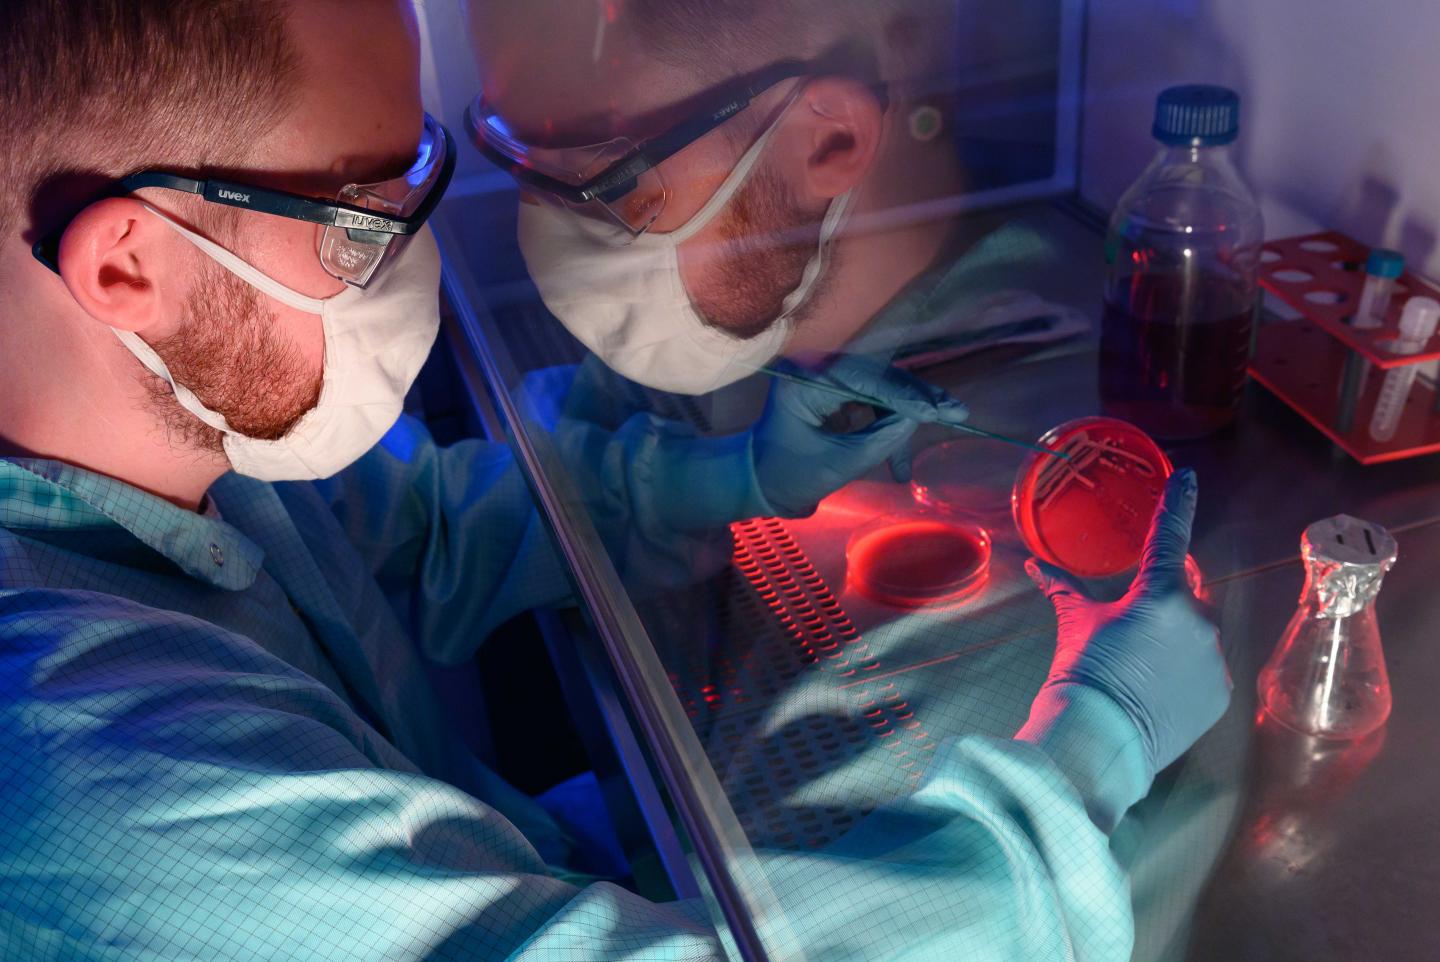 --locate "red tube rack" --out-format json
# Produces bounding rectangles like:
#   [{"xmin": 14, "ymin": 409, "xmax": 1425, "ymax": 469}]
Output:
[{"xmin": 1248, "ymin": 231, "xmax": 1440, "ymax": 464}]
